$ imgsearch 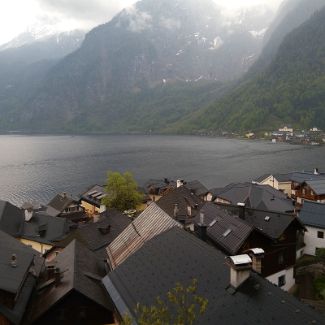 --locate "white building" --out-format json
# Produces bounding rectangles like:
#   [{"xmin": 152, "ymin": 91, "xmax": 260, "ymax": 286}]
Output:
[{"xmin": 299, "ymin": 201, "xmax": 325, "ymax": 256}]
